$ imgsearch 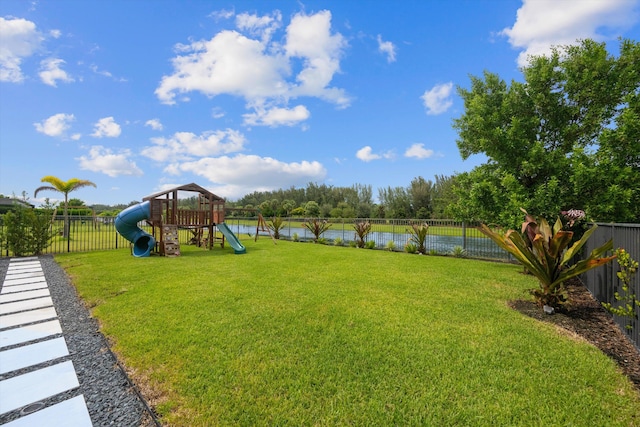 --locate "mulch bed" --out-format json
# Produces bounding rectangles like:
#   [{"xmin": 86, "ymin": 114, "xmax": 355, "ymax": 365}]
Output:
[{"xmin": 509, "ymin": 278, "xmax": 640, "ymax": 392}]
